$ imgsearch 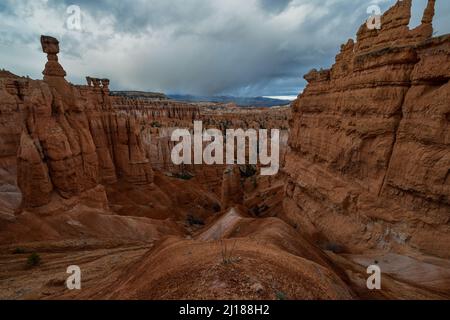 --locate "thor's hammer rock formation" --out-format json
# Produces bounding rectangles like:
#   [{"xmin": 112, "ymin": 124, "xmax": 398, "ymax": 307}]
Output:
[{"xmin": 16, "ymin": 36, "xmax": 154, "ymax": 210}]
